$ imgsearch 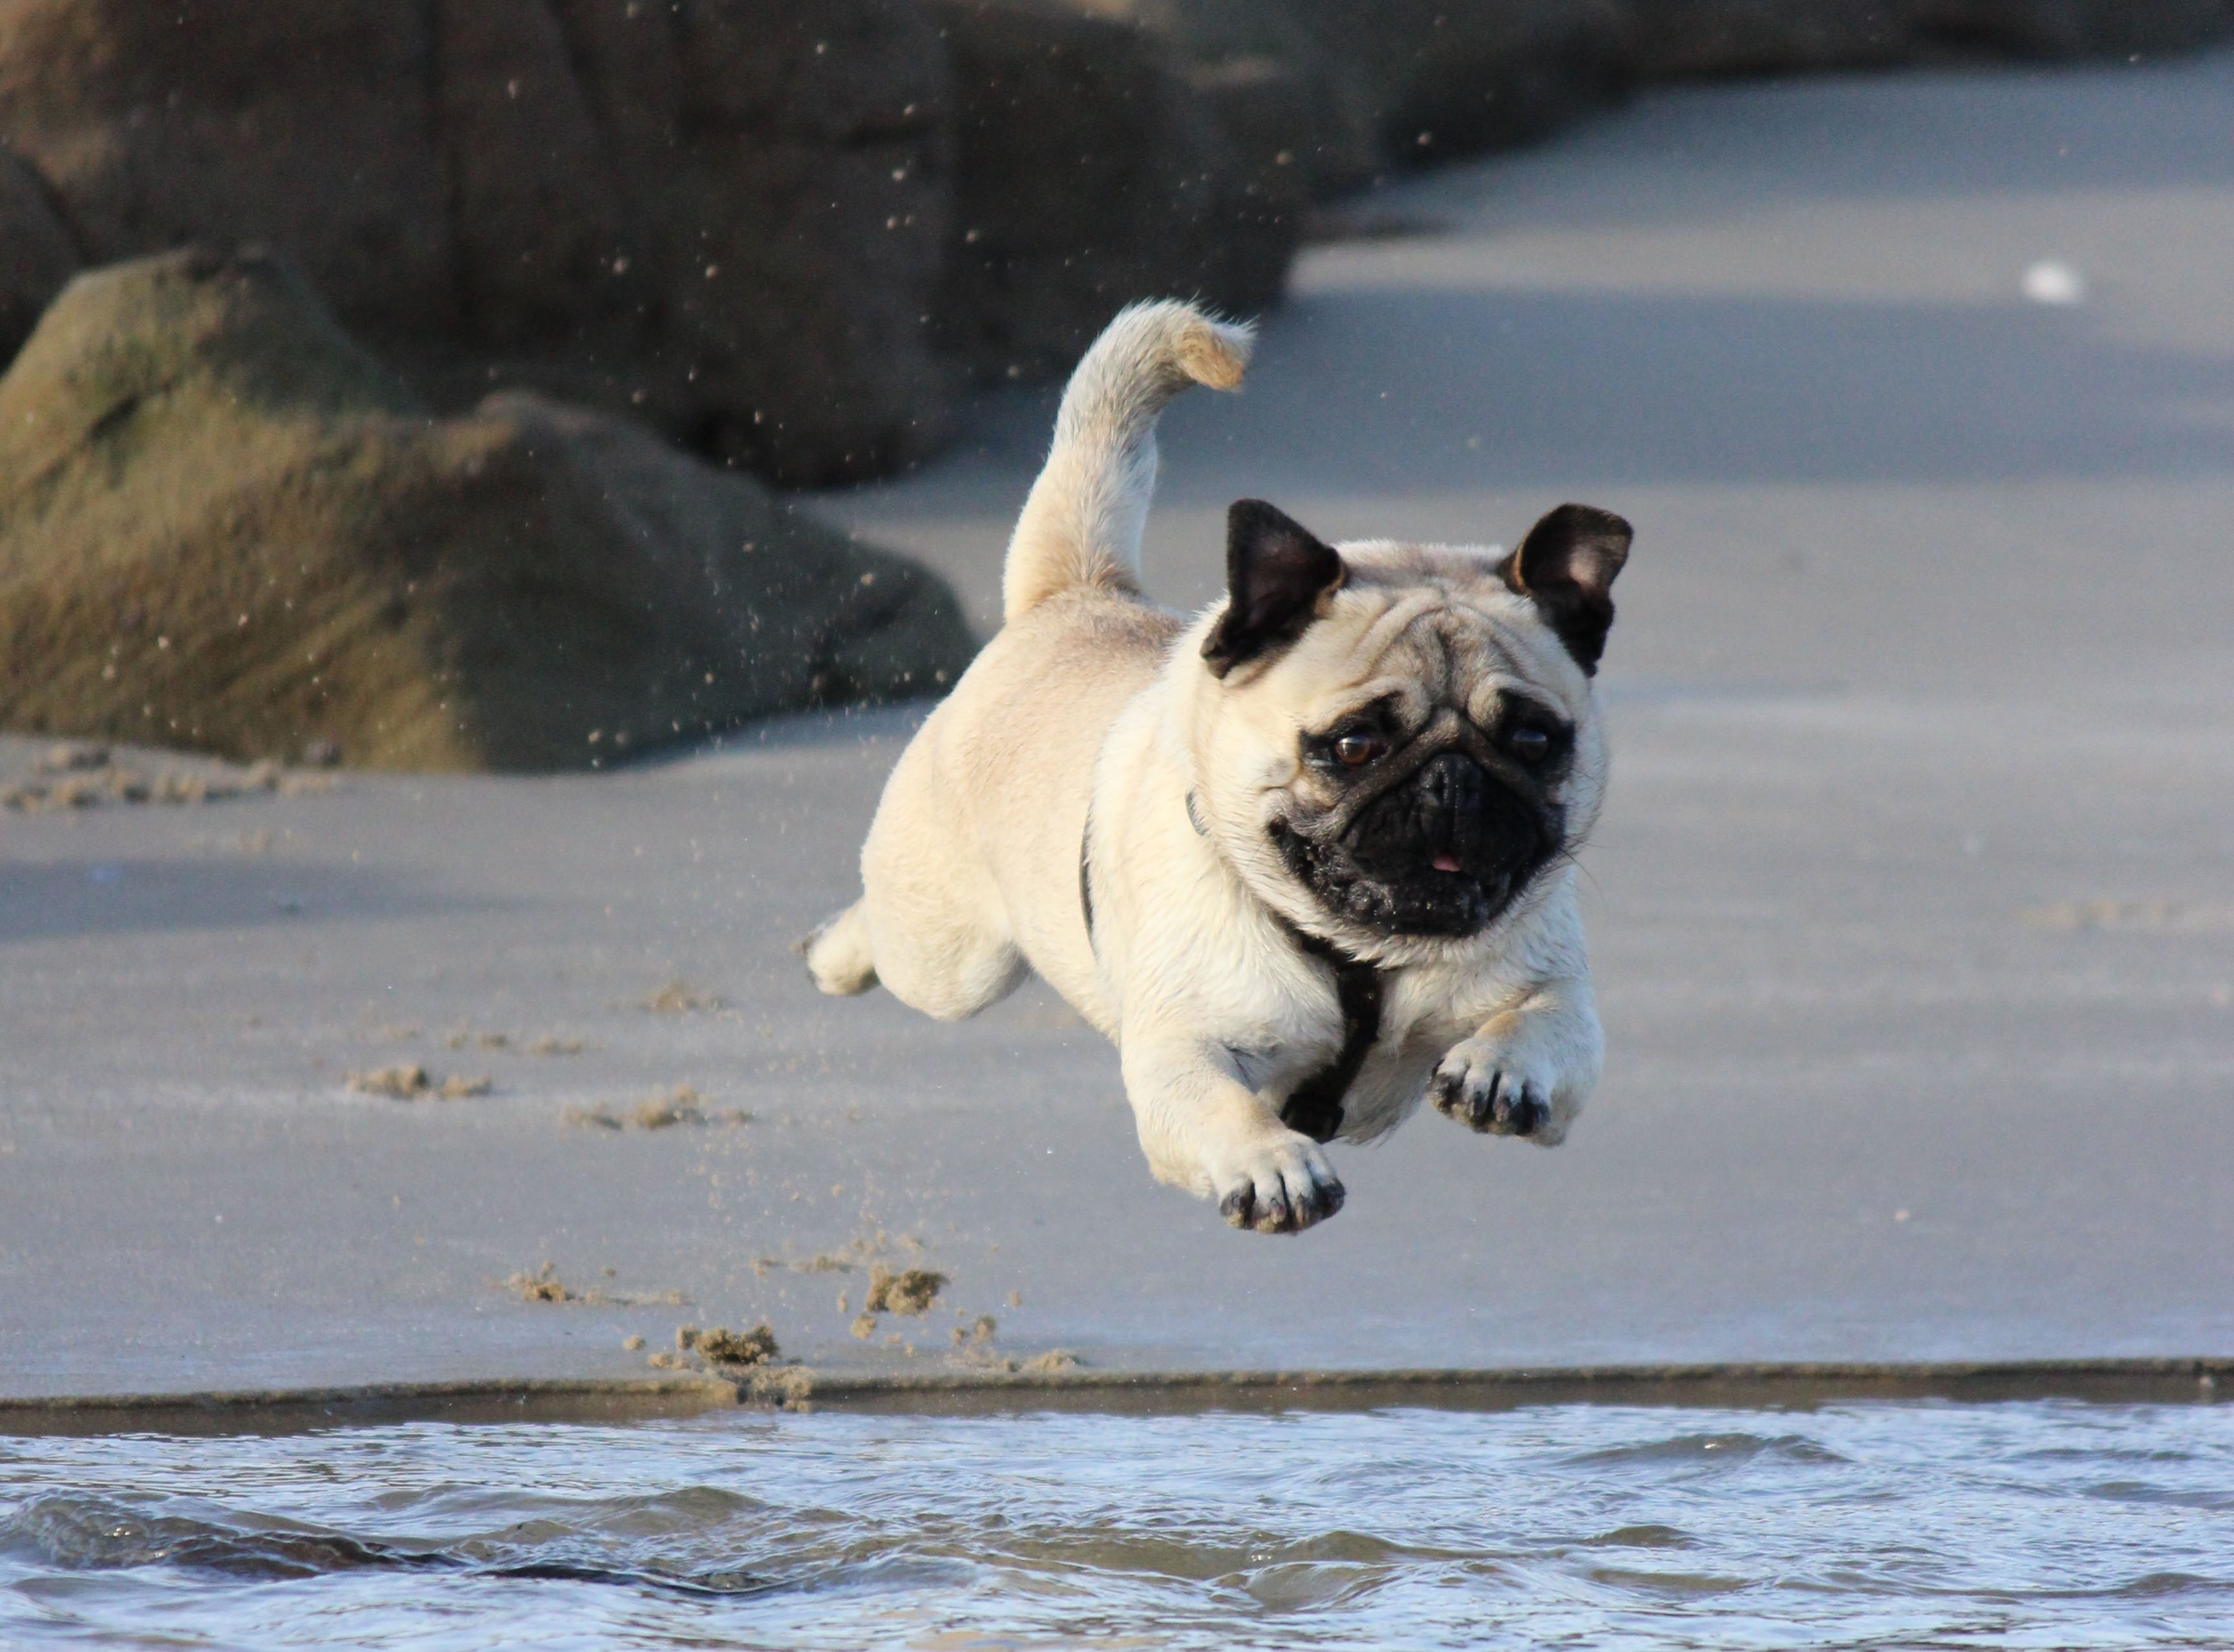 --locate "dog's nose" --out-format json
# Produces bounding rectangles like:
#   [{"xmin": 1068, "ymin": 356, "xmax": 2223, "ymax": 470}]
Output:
[
  {"xmin": 1416, "ymin": 751, "xmax": 1487, "ymax": 845},
  {"xmin": 1341, "ymin": 748, "xmax": 1542, "ymax": 891},
  {"xmin": 1427, "ymin": 752, "xmax": 1546, "ymax": 880}
]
